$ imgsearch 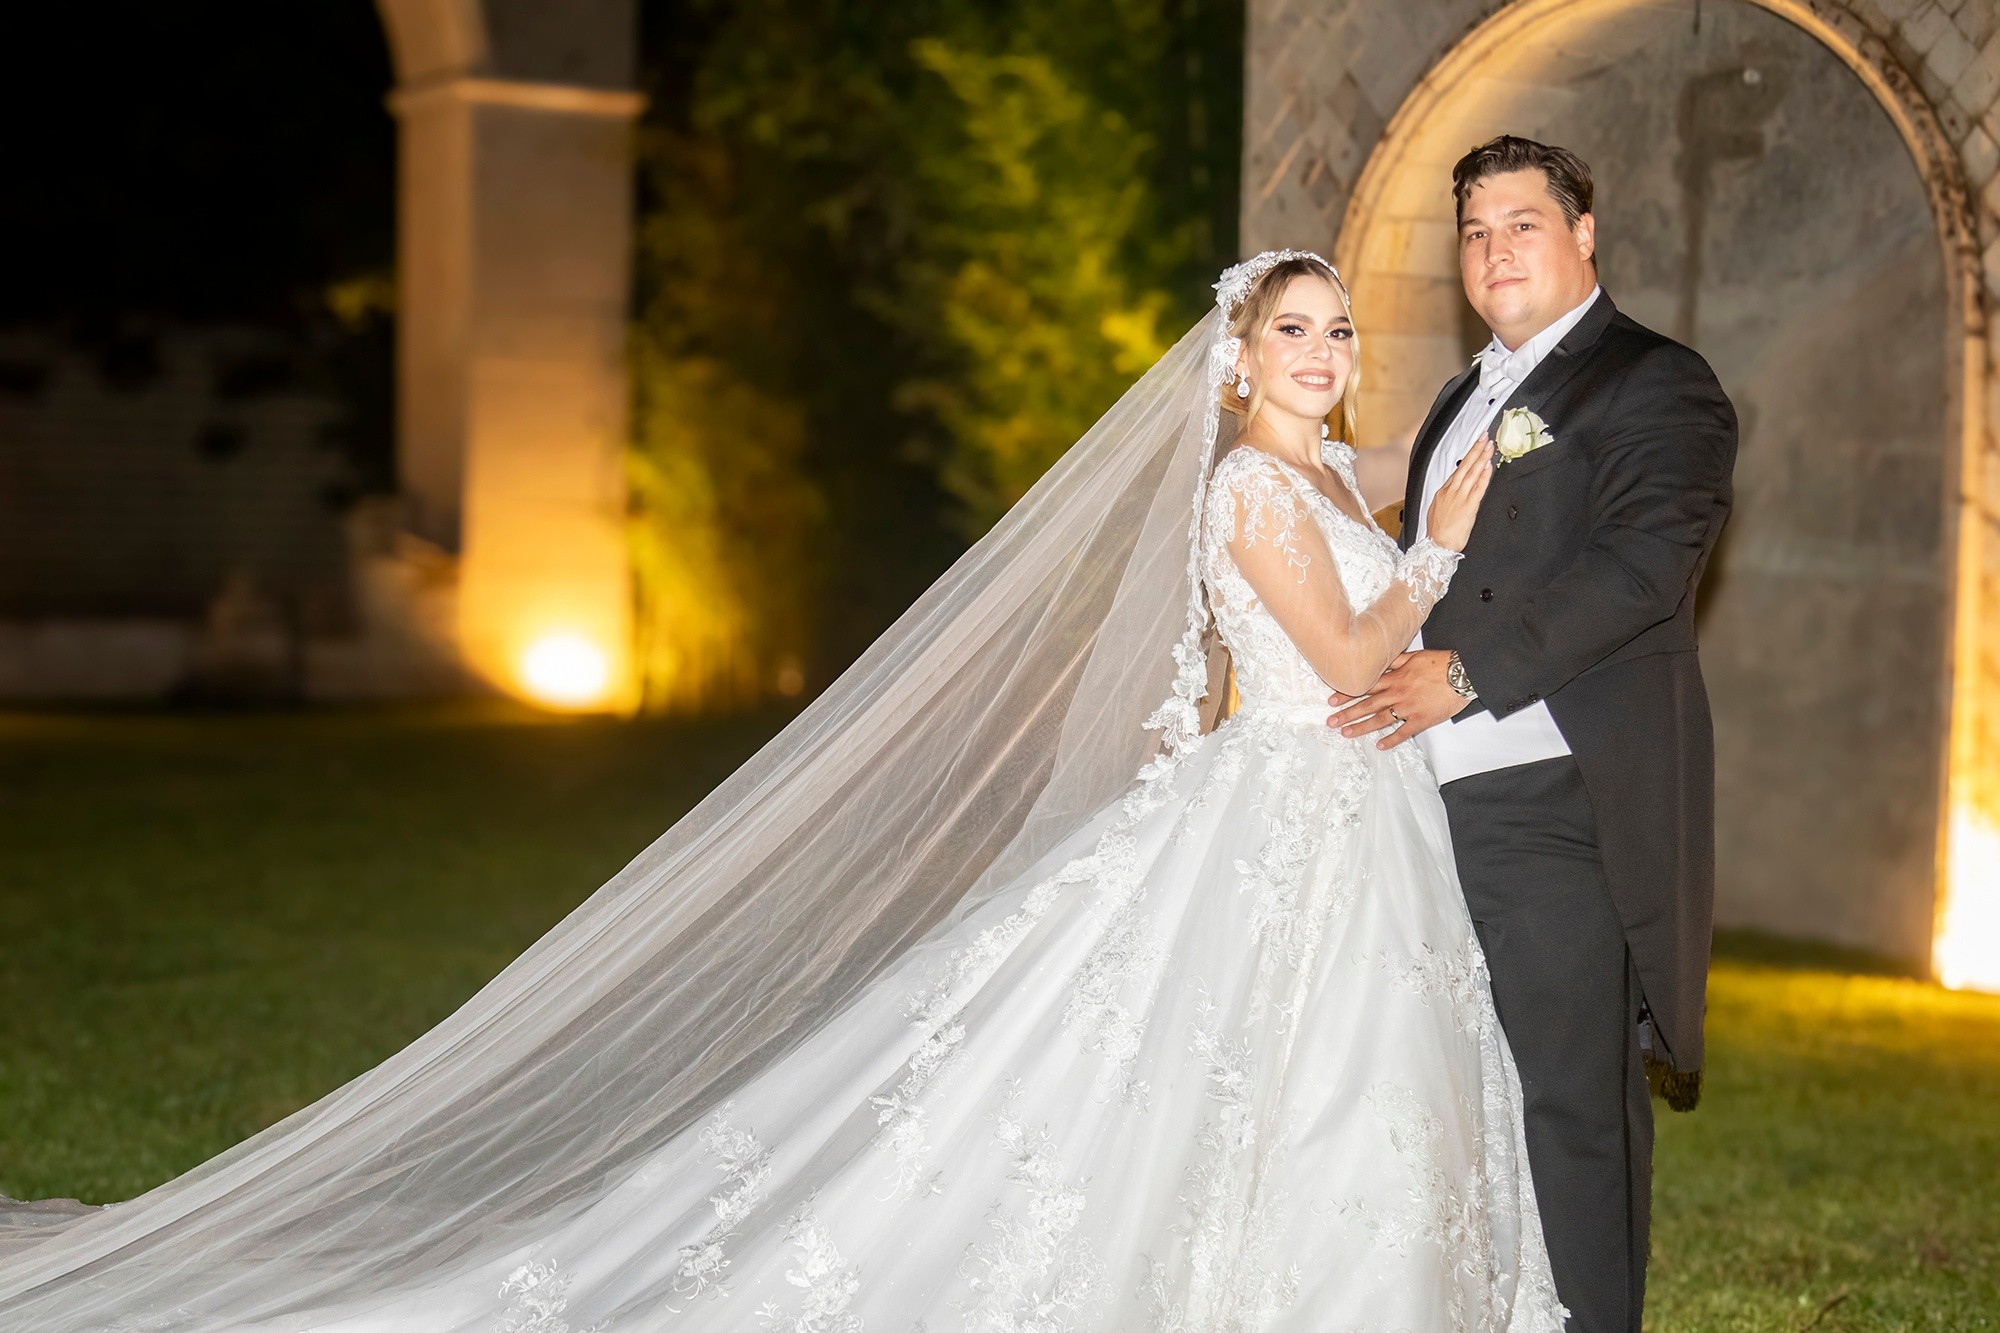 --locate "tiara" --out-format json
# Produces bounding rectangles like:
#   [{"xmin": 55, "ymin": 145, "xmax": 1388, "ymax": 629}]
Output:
[{"xmin": 1213, "ymin": 249, "xmax": 1347, "ymax": 316}]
